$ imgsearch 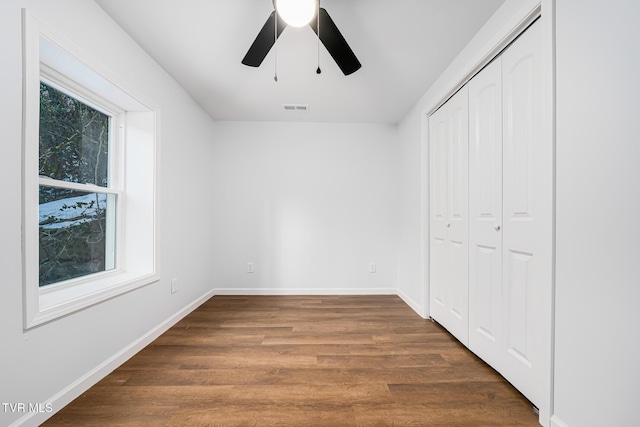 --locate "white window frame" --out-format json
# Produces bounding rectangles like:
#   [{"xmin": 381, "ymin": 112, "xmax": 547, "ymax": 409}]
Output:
[
  {"xmin": 38, "ymin": 71, "xmax": 122, "ymax": 282},
  {"xmin": 22, "ymin": 10, "xmax": 160, "ymax": 328}
]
